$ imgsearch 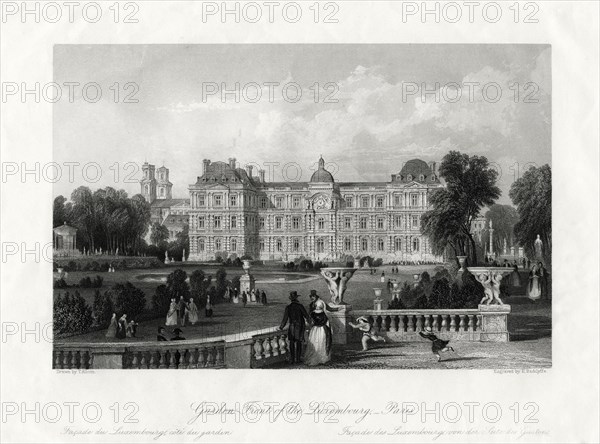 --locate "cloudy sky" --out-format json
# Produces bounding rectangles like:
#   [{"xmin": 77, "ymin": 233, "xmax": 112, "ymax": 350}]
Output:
[{"xmin": 54, "ymin": 44, "xmax": 550, "ymax": 203}]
